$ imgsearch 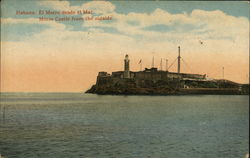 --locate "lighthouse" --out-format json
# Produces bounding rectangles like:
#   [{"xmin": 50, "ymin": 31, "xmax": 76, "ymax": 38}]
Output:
[{"xmin": 124, "ymin": 54, "xmax": 130, "ymax": 78}]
